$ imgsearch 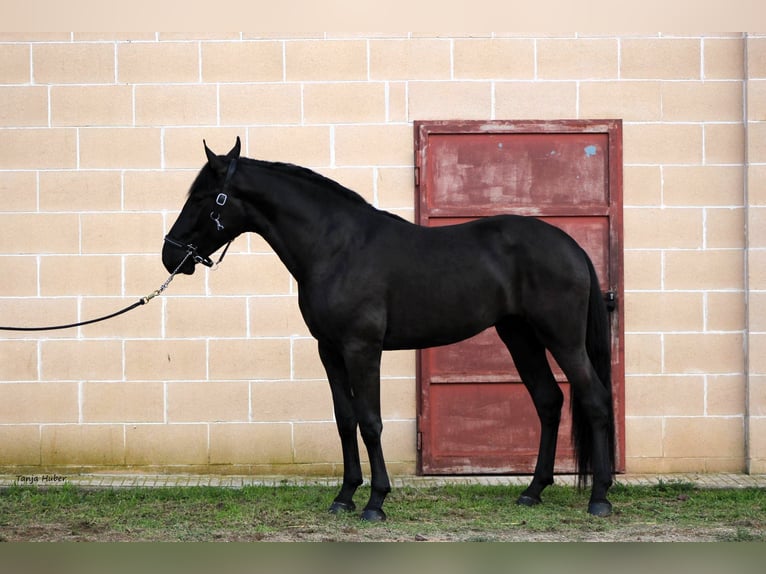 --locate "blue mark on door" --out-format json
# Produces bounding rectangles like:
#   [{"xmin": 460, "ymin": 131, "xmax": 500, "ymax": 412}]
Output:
[{"xmin": 584, "ymin": 145, "xmax": 597, "ymax": 157}]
